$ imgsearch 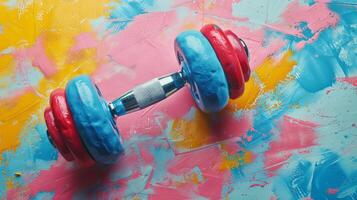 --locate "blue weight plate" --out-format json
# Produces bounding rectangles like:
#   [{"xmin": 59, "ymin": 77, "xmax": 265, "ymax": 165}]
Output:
[
  {"xmin": 174, "ymin": 31, "xmax": 229, "ymax": 112},
  {"xmin": 65, "ymin": 75, "xmax": 124, "ymax": 164}
]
